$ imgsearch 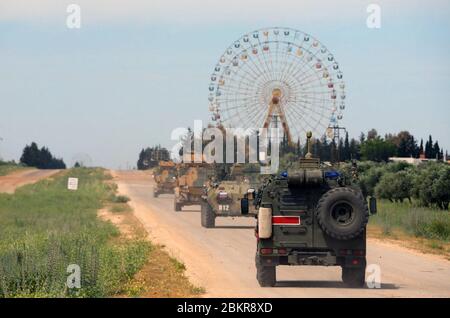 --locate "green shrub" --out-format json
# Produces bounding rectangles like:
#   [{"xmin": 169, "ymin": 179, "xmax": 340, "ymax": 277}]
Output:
[
  {"xmin": 425, "ymin": 219, "xmax": 450, "ymax": 241},
  {"xmin": 375, "ymin": 170, "xmax": 413, "ymax": 203},
  {"xmin": 358, "ymin": 166, "xmax": 385, "ymax": 197},
  {"xmin": 111, "ymin": 195, "xmax": 130, "ymax": 204},
  {"xmin": 412, "ymin": 163, "xmax": 450, "ymax": 210}
]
